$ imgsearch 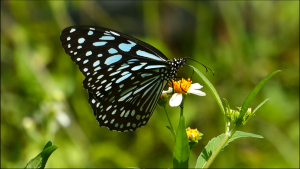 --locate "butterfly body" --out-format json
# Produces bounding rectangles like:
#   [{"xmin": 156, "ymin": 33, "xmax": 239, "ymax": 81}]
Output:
[{"xmin": 60, "ymin": 26, "xmax": 185, "ymax": 132}]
